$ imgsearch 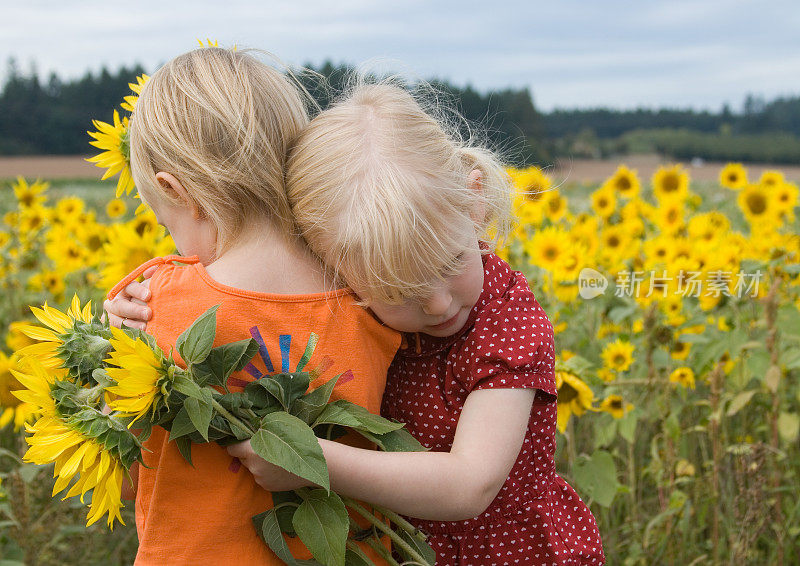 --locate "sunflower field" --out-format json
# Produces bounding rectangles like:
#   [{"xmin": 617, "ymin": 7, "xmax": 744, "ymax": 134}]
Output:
[{"xmin": 1, "ymin": 80, "xmax": 799, "ymax": 564}]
